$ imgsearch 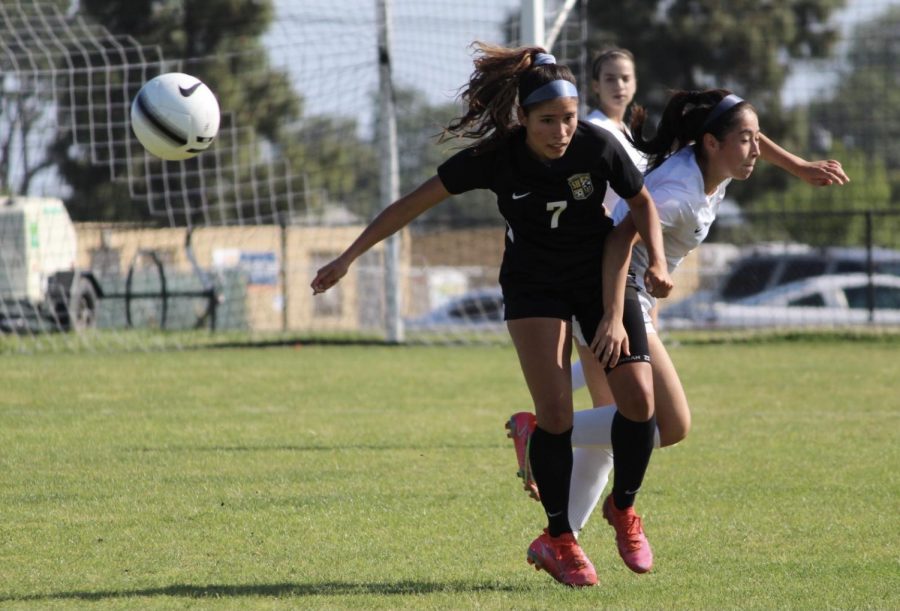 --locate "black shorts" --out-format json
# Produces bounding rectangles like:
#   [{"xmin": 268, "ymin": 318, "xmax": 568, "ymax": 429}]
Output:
[{"xmin": 503, "ymin": 280, "xmax": 650, "ymax": 371}]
